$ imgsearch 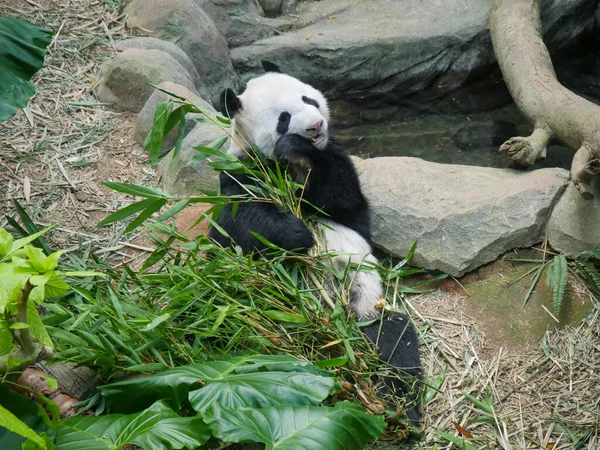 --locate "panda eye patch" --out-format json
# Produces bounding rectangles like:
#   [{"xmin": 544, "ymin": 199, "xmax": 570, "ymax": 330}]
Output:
[
  {"xmin": 302, "ymin": 96, "xmax": 320, "ymax": 108},
  {"xmin": 277, "ymin": 111, "xmax": 291, "ymax": 134}
]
